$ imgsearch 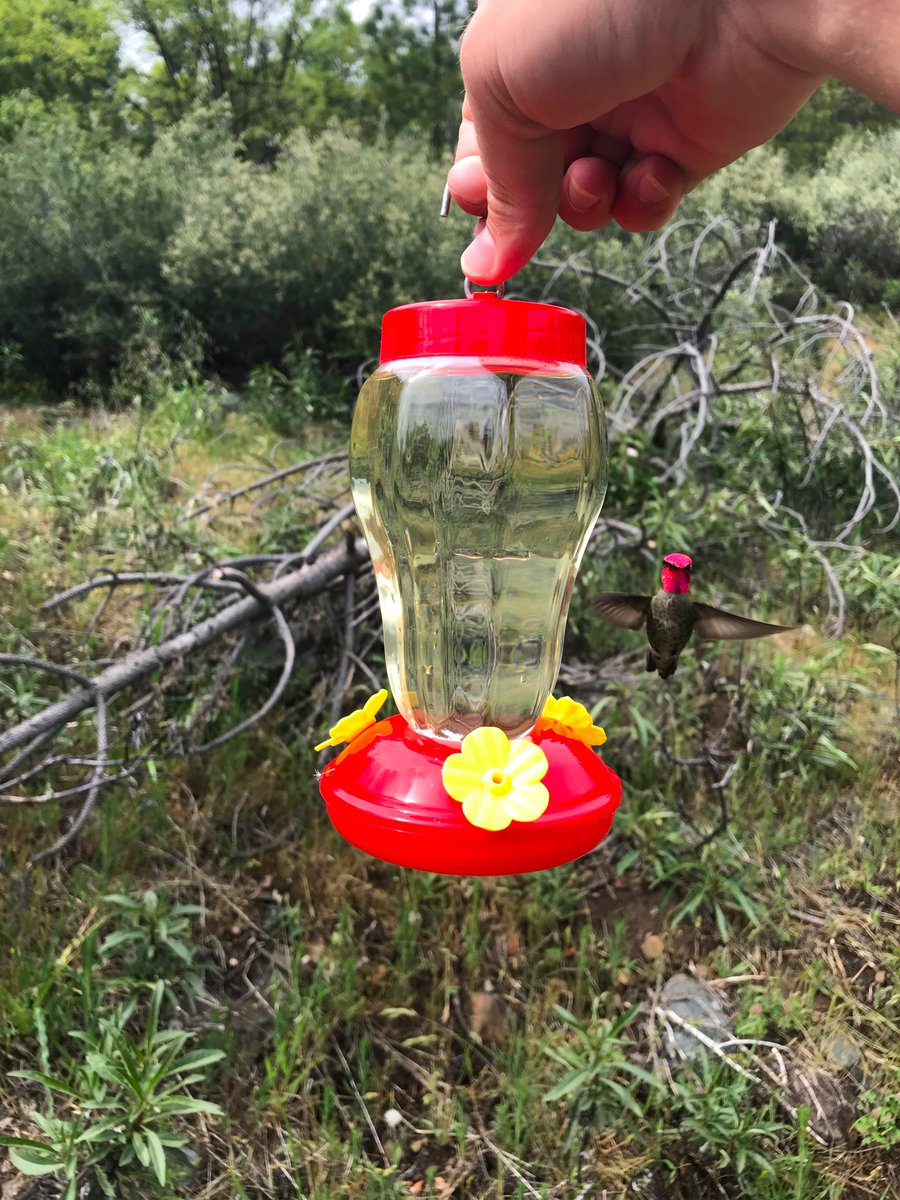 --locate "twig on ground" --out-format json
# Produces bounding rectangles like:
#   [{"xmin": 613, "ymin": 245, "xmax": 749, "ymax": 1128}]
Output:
[
  {"xmin": 183, "ymin": 450, "xmax": 346, "ymax": 522},
  {"xmin": 0, "ymin": 540, "xmax": 369, "ymax": 762},
  {"xmin": 332, "ymin": 1039, "xmax": 390, "ymax": 1168},
  {"xmin": 652, "ymin": 1003, "xmax": 828, "ymax": 1145}
]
